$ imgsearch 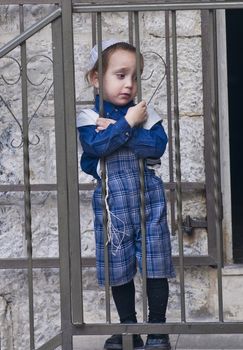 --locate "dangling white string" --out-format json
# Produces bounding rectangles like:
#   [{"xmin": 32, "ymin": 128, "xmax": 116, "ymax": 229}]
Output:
[{"xmin": 104, "ymin": 165, "xmax": 129, "ymax": 256}]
